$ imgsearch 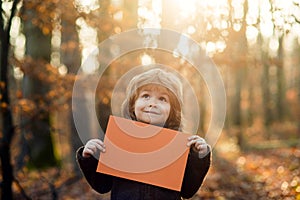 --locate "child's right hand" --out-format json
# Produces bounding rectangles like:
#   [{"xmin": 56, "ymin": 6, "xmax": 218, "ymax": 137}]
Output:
[{"xmin": 82, "ymin": 139, "xmax": 106, "ymax": 158}]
